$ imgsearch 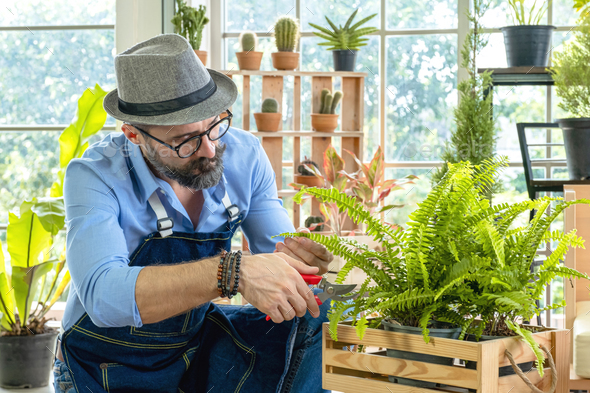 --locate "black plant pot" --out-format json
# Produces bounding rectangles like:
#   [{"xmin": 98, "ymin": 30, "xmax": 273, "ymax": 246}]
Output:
[
  {"xmin": 558, "ymin": 118, "xmax": 590, "ymax": 180},
  {"xmin": 0, "ymin": 330, "xmax": 59, "ymax": 388},
  {"xmin": 332, "ymin": 49, "xmax": 358, "ymax": 71},
  {"xmin": 501, "ymin": 25, "xmax": 556, "ymax": 67},
  {"xmin": 382, "ymin": 320, "xmax": 461, "ymax": 388}
]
